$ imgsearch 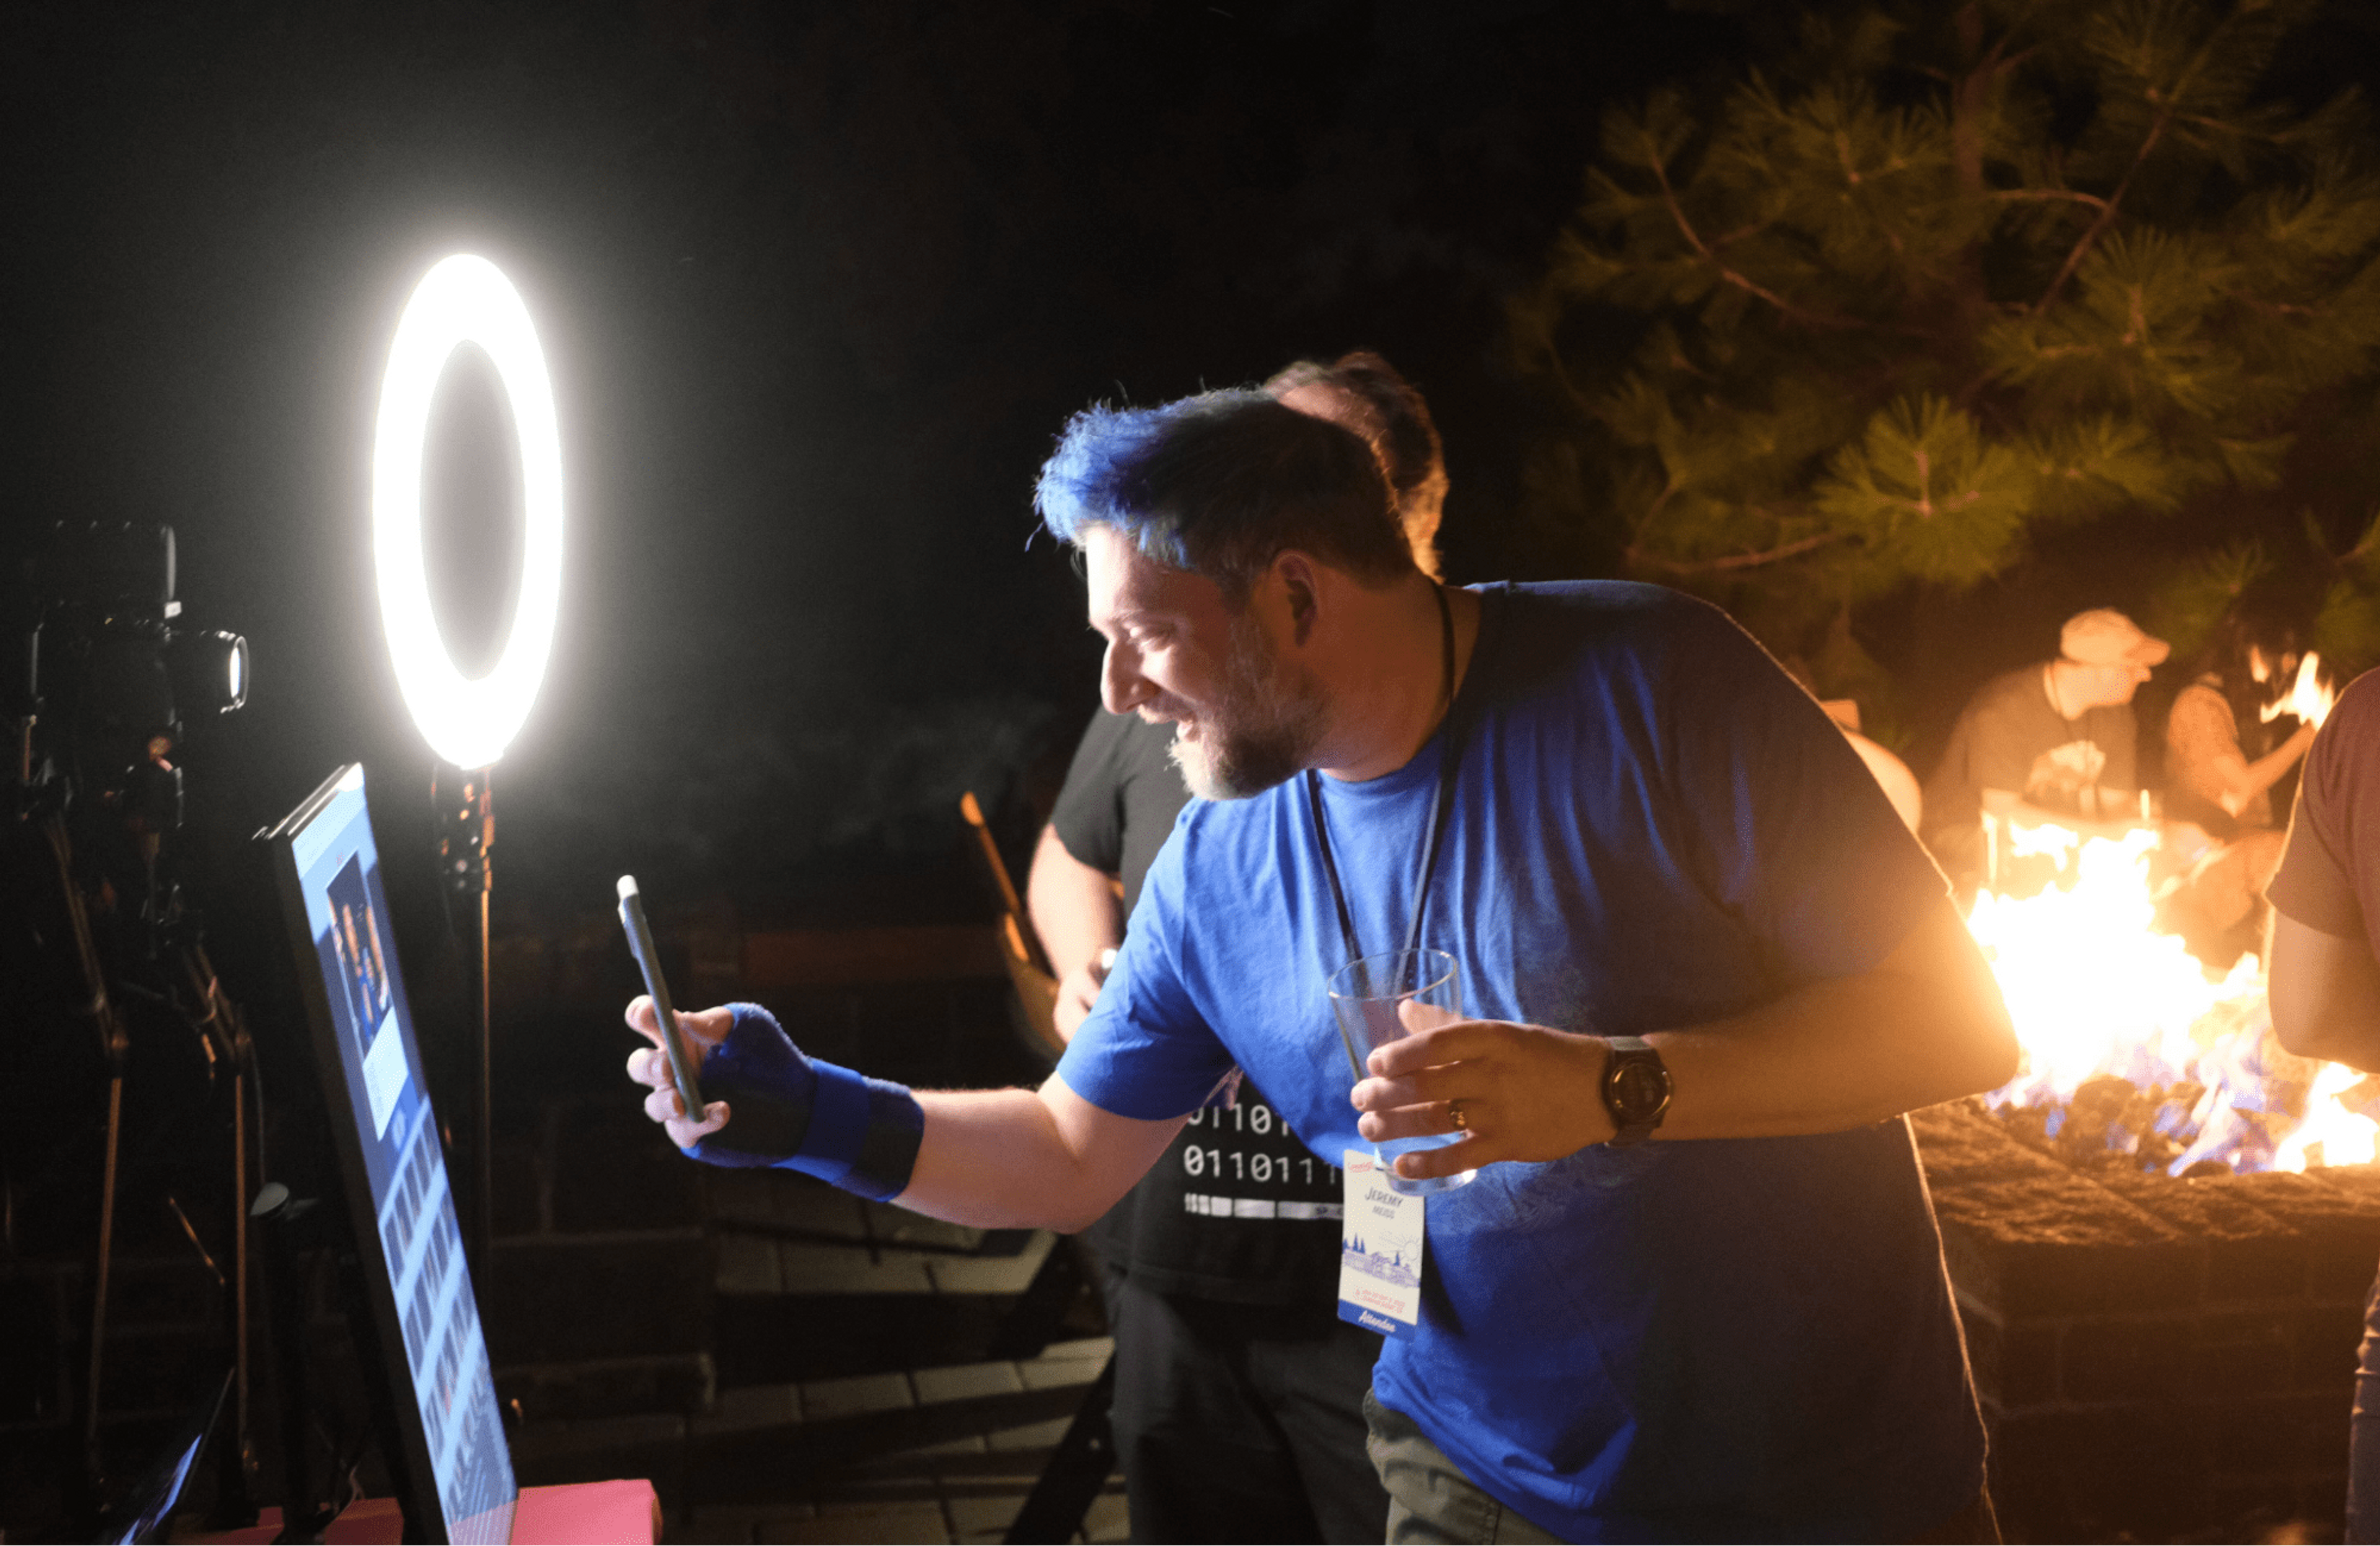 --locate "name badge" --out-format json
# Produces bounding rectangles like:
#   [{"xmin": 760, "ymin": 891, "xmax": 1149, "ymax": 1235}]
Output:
[{"xmin": 1338, "ymin": 1149, "xmax": 1422, "ymax": 1338}]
